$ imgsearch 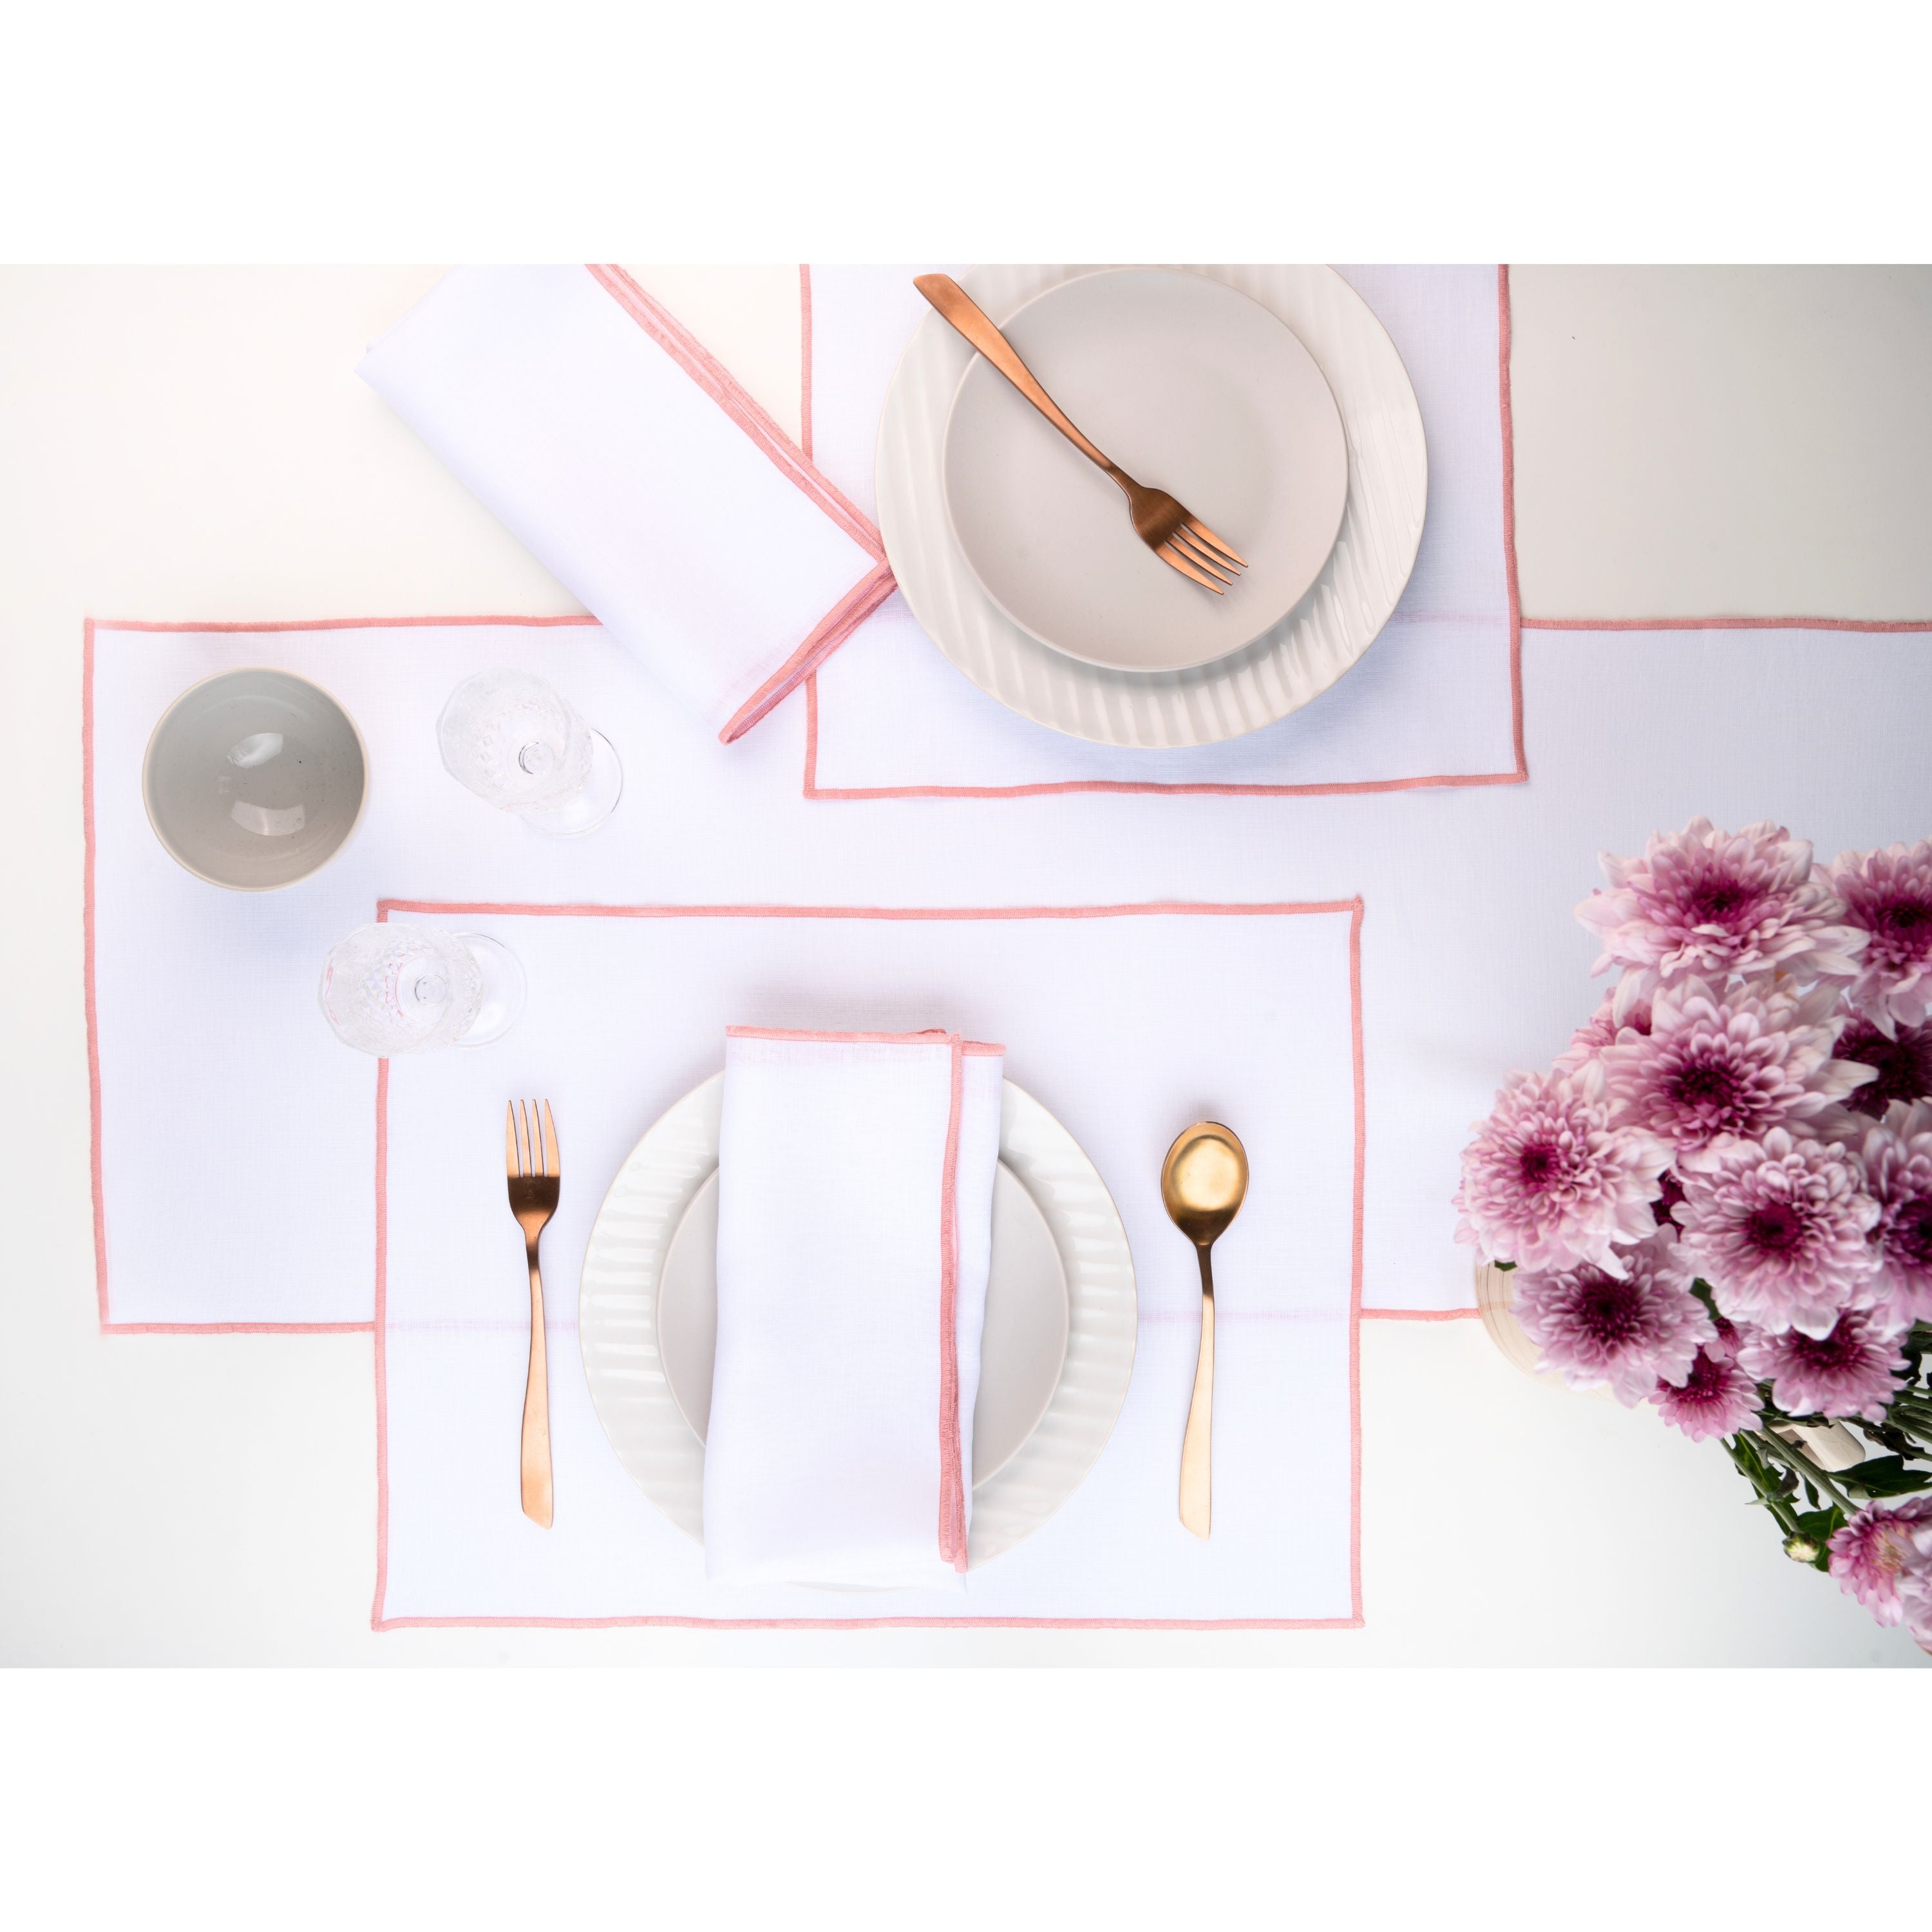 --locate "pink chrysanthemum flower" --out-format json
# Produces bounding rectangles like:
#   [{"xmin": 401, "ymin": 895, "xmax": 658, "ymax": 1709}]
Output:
[
  {"xmin": 1703, "ymin": 1309, "xmax": 1745, "ymax": 1361},
  {"xmin": 1828, "ymin": 1497, "xmax": 1932, "ymax": 1625},
  {"xmin": 1859, "ymin": 1102, "xmax": 1932, "ymax": 1329},
  {"xmin": 1455, "ymin": 1065, "xmax": 1671, "ymax": 1274},
  {"xmin": 1602, "ymin": 977, "xmax": 1873, "ymax": 1169},
  {"xmin": 1904, "ymin": 1558, "xmax": 1932, "ymax": 1653},
  {"xmin": 1577, "ymin": 818, "xmax": 1864, "ymax": 1017},
  {"xmin": 1513, "ymin": 1230, "xmax": 1713, "ymax": 1404},
  {"xmin": 1736, "ymin": 1309, "xmax": 1908, "ymax": 1422},
  {"xmin": 1675, "ymin": 1128, "xmax": 1880, "ymax": 1336},
  {"xmin": 1831, "ymin": 842, "xmax": 1932, "ymax": 1029},
  {"xmin": 1648, "ymin": 1343, "xmax": 1762, "ymax": 1441},
  {"xmin": 1553, "ymin": 992, "xmax": 1653, "ymax": 1076},
  {"xmin": 1651, "ymin": 1168, "xmax": 1689, "ymax": 1228},
  {"xmin": 1835, "ymin": 1017, "xmax": 1932, "ymax": 1119}
]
